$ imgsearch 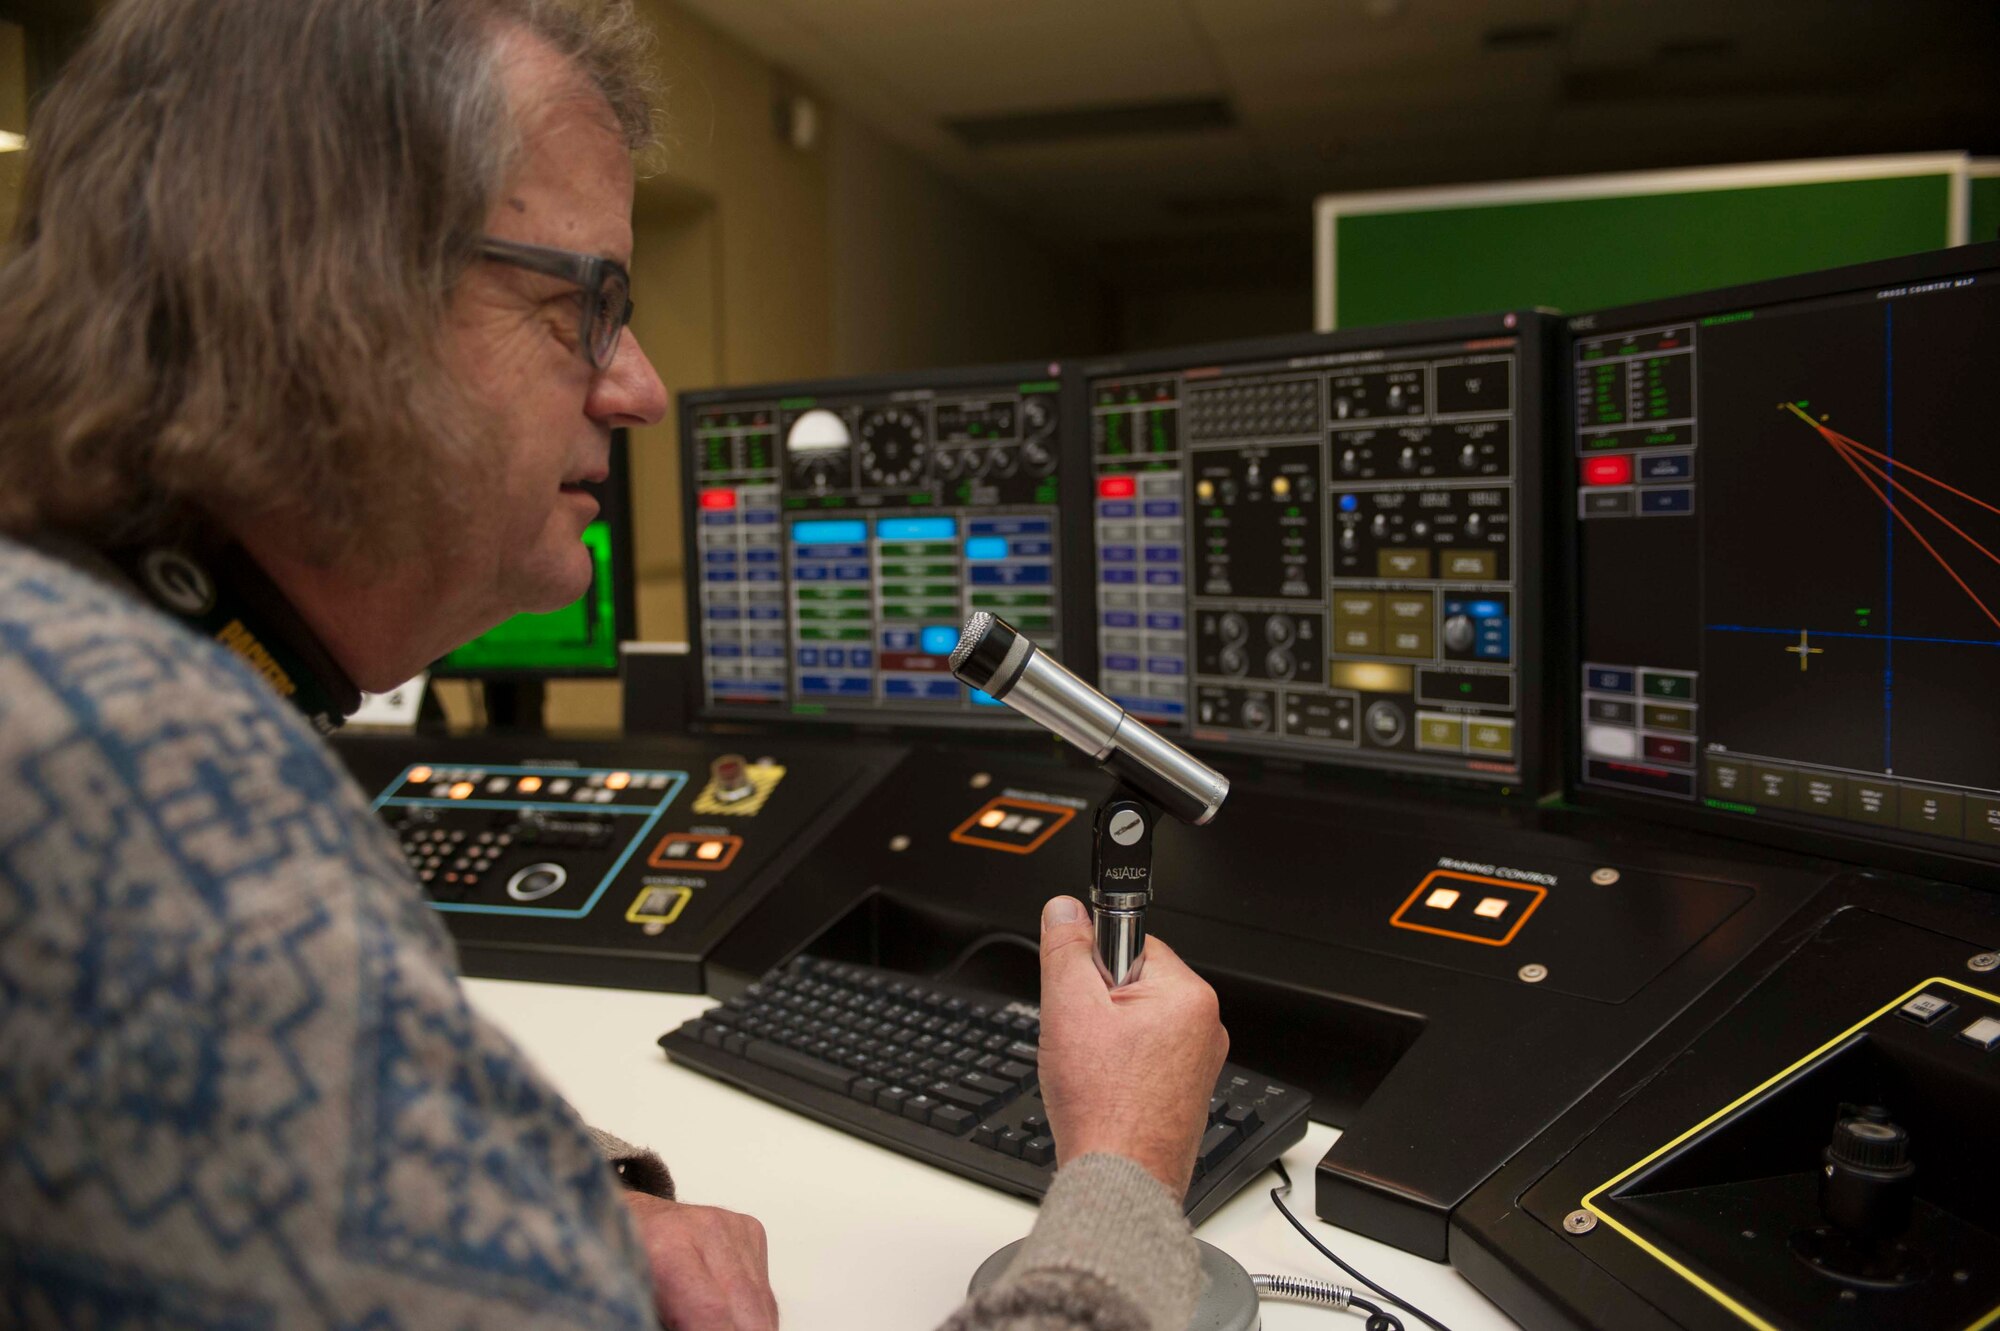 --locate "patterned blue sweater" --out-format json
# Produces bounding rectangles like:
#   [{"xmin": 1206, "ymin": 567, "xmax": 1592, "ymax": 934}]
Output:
[
  {"xmin": 0, "ymin": 537, "xmax": 658, "ymax": 1329},
  {"xmin": 0, "ymin": 535, "xmax": 1203, "ymax": 1331}
]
